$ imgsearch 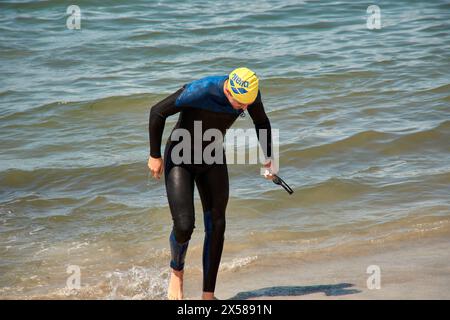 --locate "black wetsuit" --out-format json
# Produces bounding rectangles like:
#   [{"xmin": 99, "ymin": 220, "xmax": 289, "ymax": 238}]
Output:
[{"xmin": 148, "ymin": 75, "xmax": 272, "ymax": 292}]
